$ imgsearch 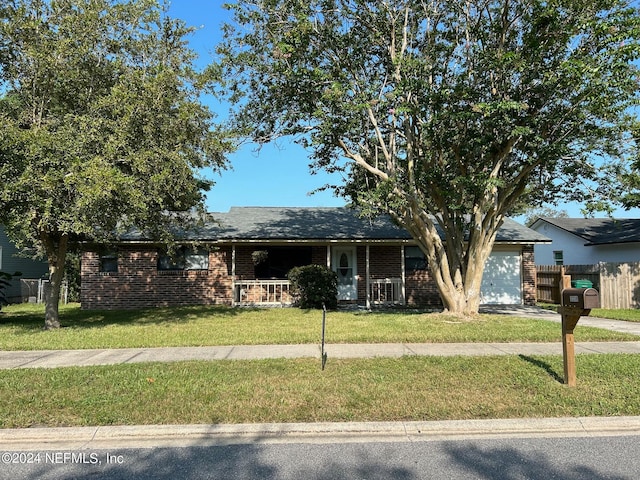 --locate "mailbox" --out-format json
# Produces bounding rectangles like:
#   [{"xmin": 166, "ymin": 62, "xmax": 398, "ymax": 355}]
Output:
[
  {"xmin": 560, "ymin": 287, "xmax": 600, "ymax": 387},
  {"xmin": 562, "ymin": 287, "xmax": 600, "ymax": 310}
]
